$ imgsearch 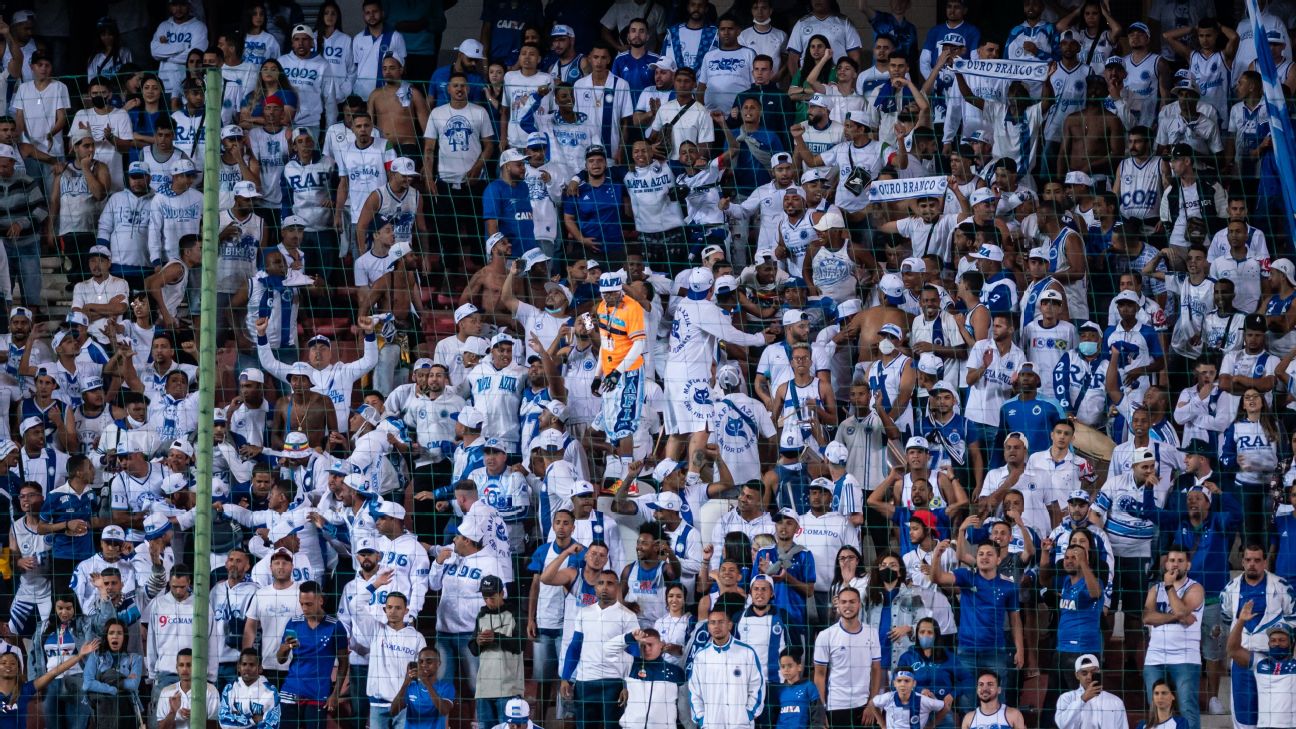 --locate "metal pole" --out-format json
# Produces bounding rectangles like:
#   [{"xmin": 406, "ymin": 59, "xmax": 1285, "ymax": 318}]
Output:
[{"xmin": 189, "ymin": 63, "xmax": 222, "ymax": 713}]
